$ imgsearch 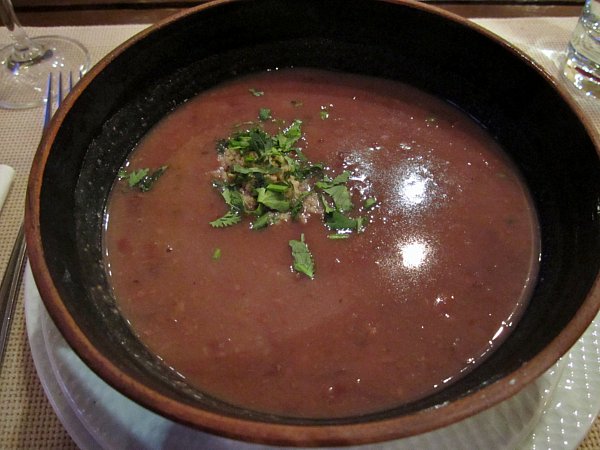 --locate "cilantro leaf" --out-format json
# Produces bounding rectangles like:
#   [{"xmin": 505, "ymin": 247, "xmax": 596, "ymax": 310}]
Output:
[
  {"xmin": 316, "ymin": 171, "xmax": 351, "ymax": 189},
  {"xmin": 259, "ymin": 108, "xmax": 272, "ymax": 121},
  {"xmin": 256, "ymin": 188, "xmax": 290, "ymax": 212},
  {"xmin": 212, "ymin": 248, "xmax": 222, "ymax": 260},
  {"xmin": 296, "ymin": 161, "xmax": 324, "ymax": 180},
  {"xmin": 316, "ymin": 170, "xmax": 353, "ymax": 212},
  {"xmin": 252, "ymin": 212, "xmax": 275, "ymax": 230},
  {"xmin": 290, "ymin": 197, "xmax": 305, "ymax": 220},
  {"xmin": 248, "ymin": 128, "xmax": 271, "ymax": 153},
  {"xmin": 326, "ymin": 211, "xmax": 360, "ymax": 230},
  {"xmin": 125, "ymin": 168, "xmax": 149, "ymax": 187},
  {"xmin": 323, "ymin": 184, "xmax": 352, "ymax": 212},
  {"xmin": 285, "ymin": 119, "xmax": 302, "ymax": 140},
  {"xmin": 320, "ymin": 194, "xmax": 336, "ymax": 214},
  {"xmin": 275, "ymin": 120, "xmax": 302, "ymax": 152},
  {"xmin": 332, "ymin": 171, "xmax": 351, "ymax": 185},
  {"xmin": 364, "ymin": 197, "xmax": 377, "ymax": 209},
  {"xmin": 209, "ymin": 210, "xmax": 241, "ymax": 228},
  {"xmin": 119, "ymin": 166, "xmax": 168, "ymax": 192},
  {"xmin": 228, "ymin": 127, "xmax": 271, "ymax": 154},
  {"xmin": 222, "ymin": 188, "xmax": 244, "ymax": 211},
  {"xmin": 289, "ymin": 234, "xmax": 315, "ymax": 278}
]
